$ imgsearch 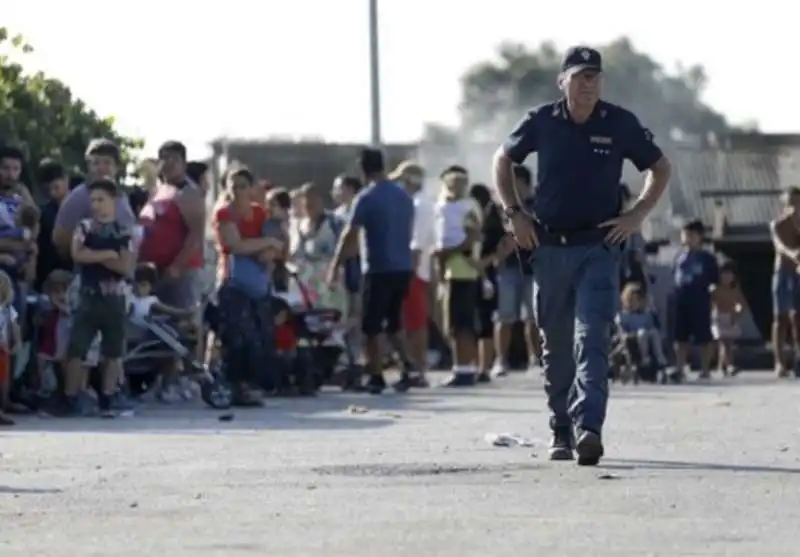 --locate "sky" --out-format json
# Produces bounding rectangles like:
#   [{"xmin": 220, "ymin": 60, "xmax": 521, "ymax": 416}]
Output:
[{"xmin": 5, "ymin": 0, "xmax": 793, "ymax": 159}]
